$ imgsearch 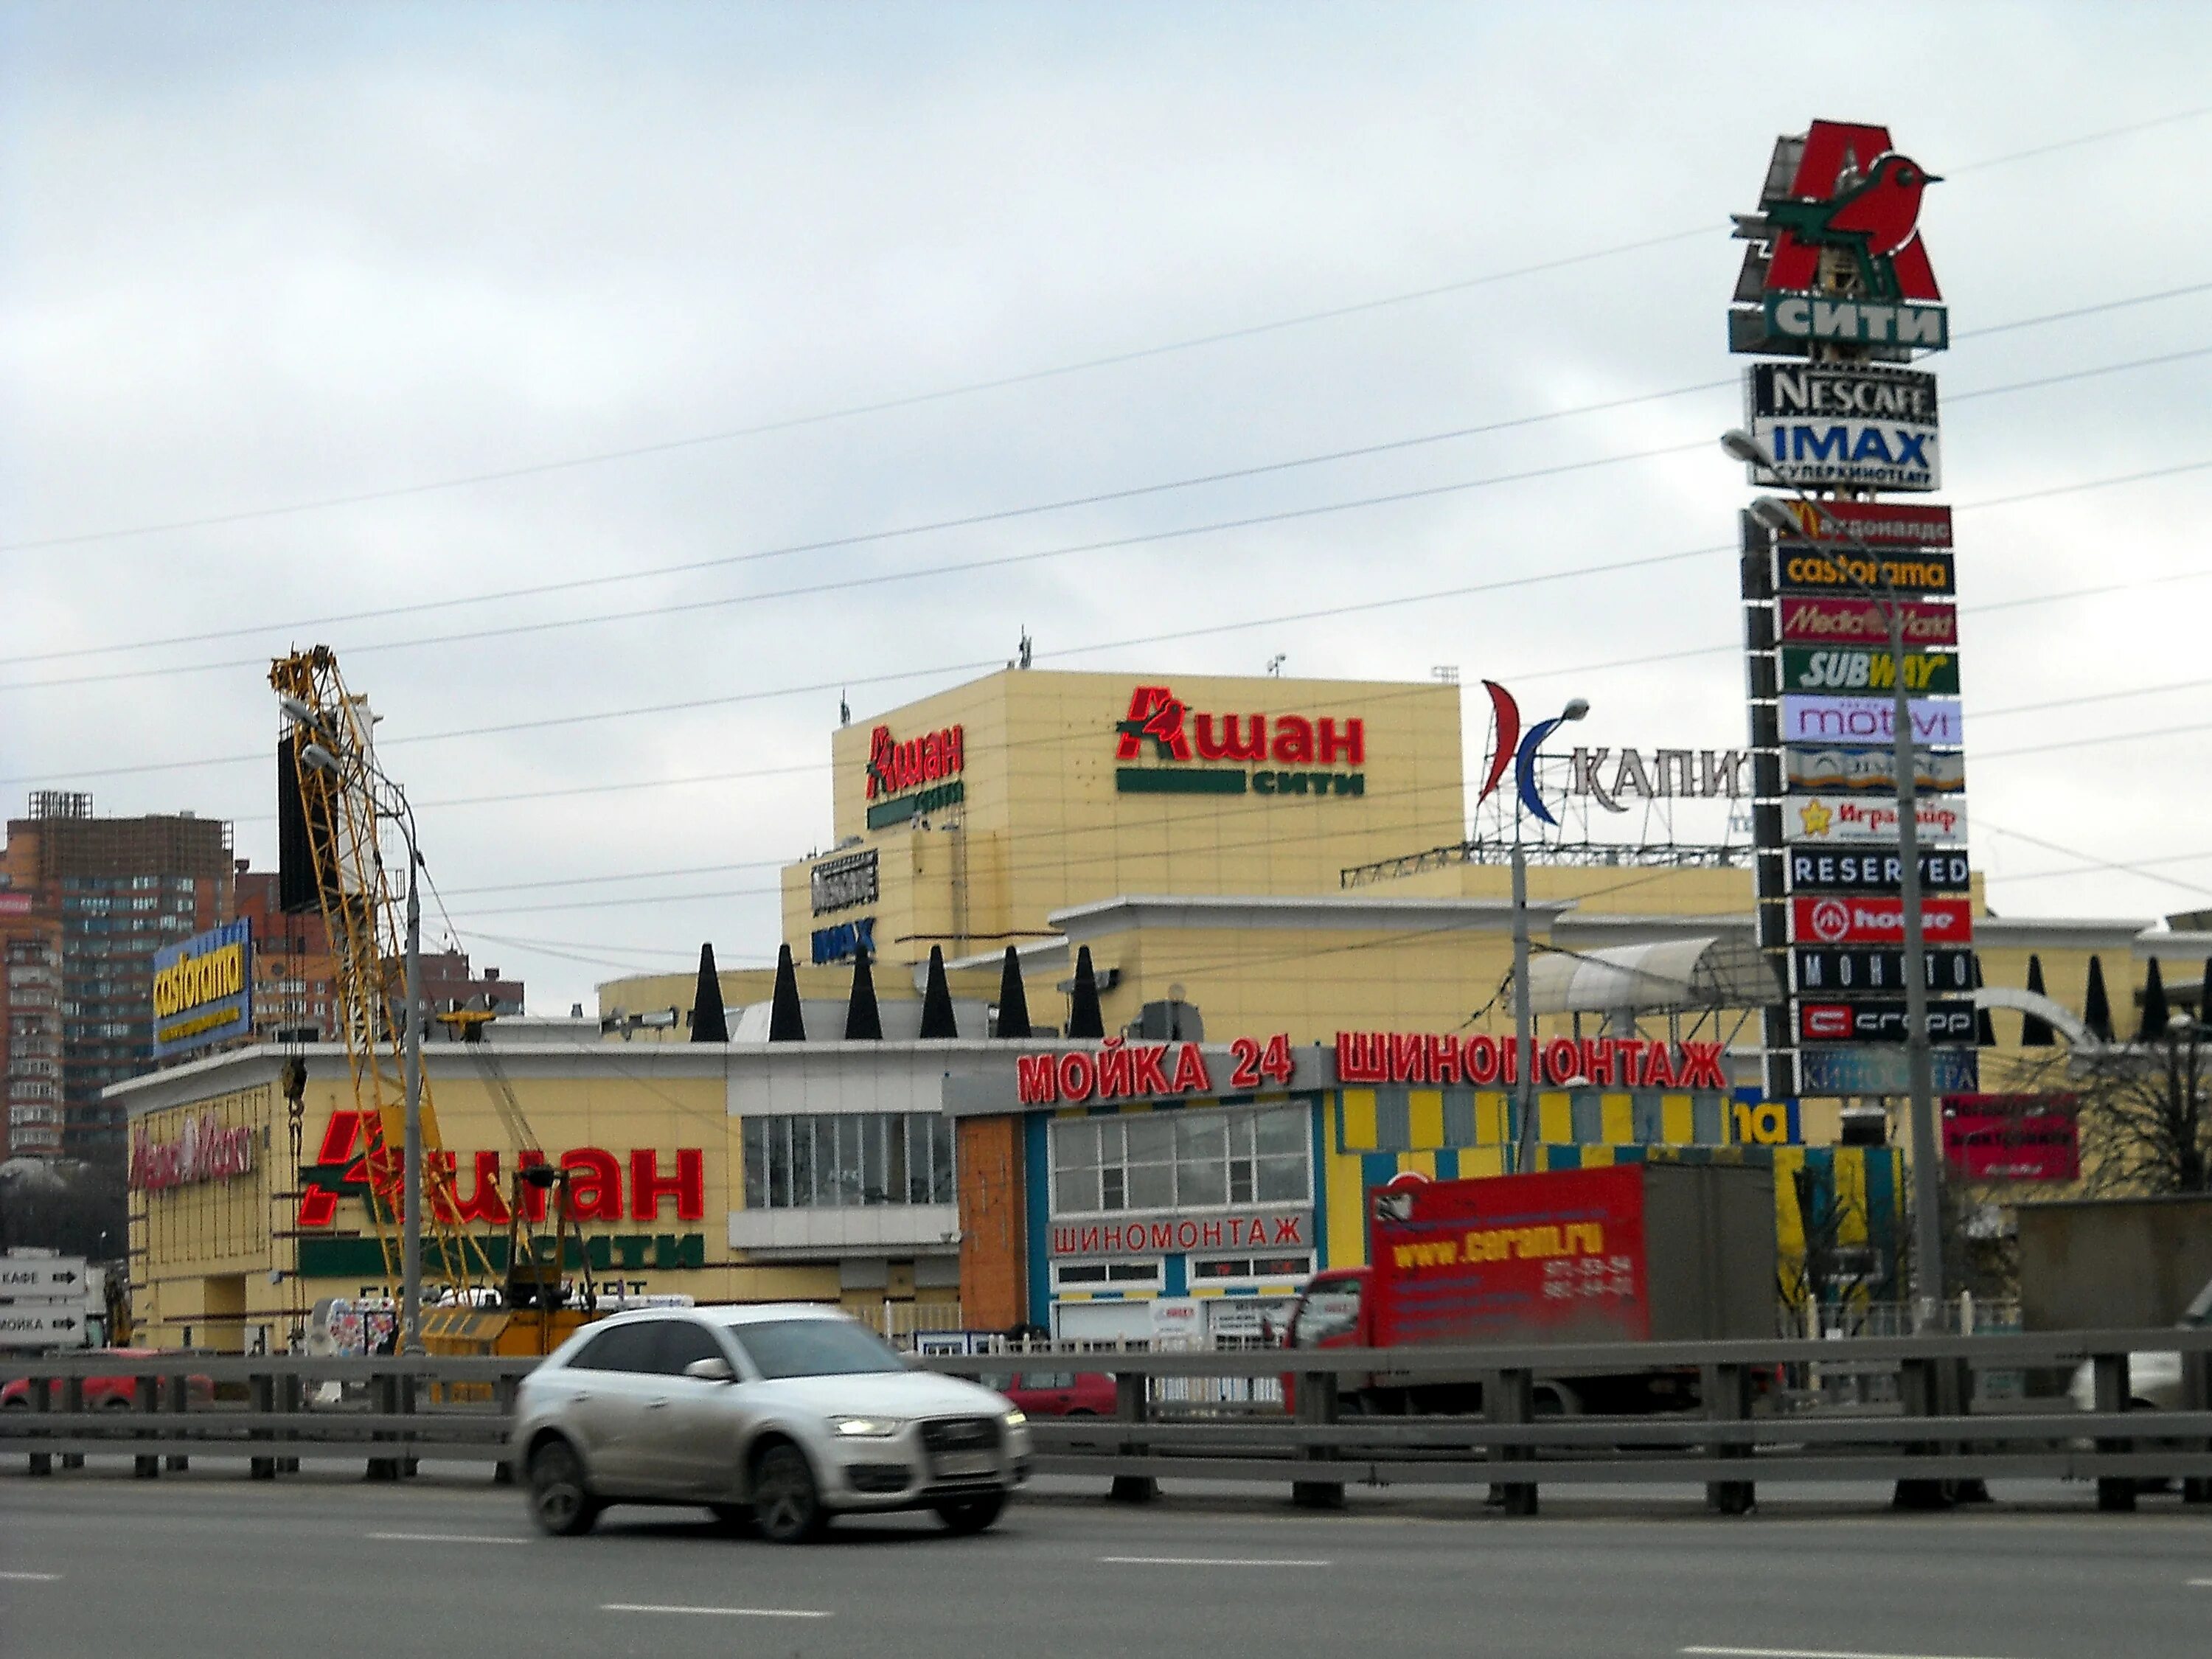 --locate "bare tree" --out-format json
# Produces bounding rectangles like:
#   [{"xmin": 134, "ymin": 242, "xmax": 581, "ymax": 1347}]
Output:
[{"xmin": 2008, "ymin": 1015, "xmax": 2210, "ymax": 1198}]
